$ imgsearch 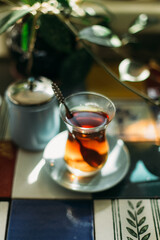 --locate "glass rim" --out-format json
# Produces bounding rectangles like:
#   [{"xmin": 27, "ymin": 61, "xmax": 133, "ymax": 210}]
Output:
[
  {"xmin": 64, "ymin": 91, "xmax": 115, "ymax": 104},
  {"xmin": 59, "ymin": 91, "xmax": 116, "ymax": 132}
]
